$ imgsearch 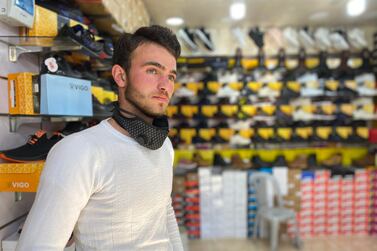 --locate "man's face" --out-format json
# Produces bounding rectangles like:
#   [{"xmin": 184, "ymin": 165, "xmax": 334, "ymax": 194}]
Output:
[{"xmin": 124, "ymin": 42, "xmax": 177, "ymax": 118}]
